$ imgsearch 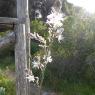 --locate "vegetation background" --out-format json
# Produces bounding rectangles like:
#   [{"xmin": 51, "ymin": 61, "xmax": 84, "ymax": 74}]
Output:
[{"xmin": 0, "ymin": 0, "xmax": 95, "ymax": 95}]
